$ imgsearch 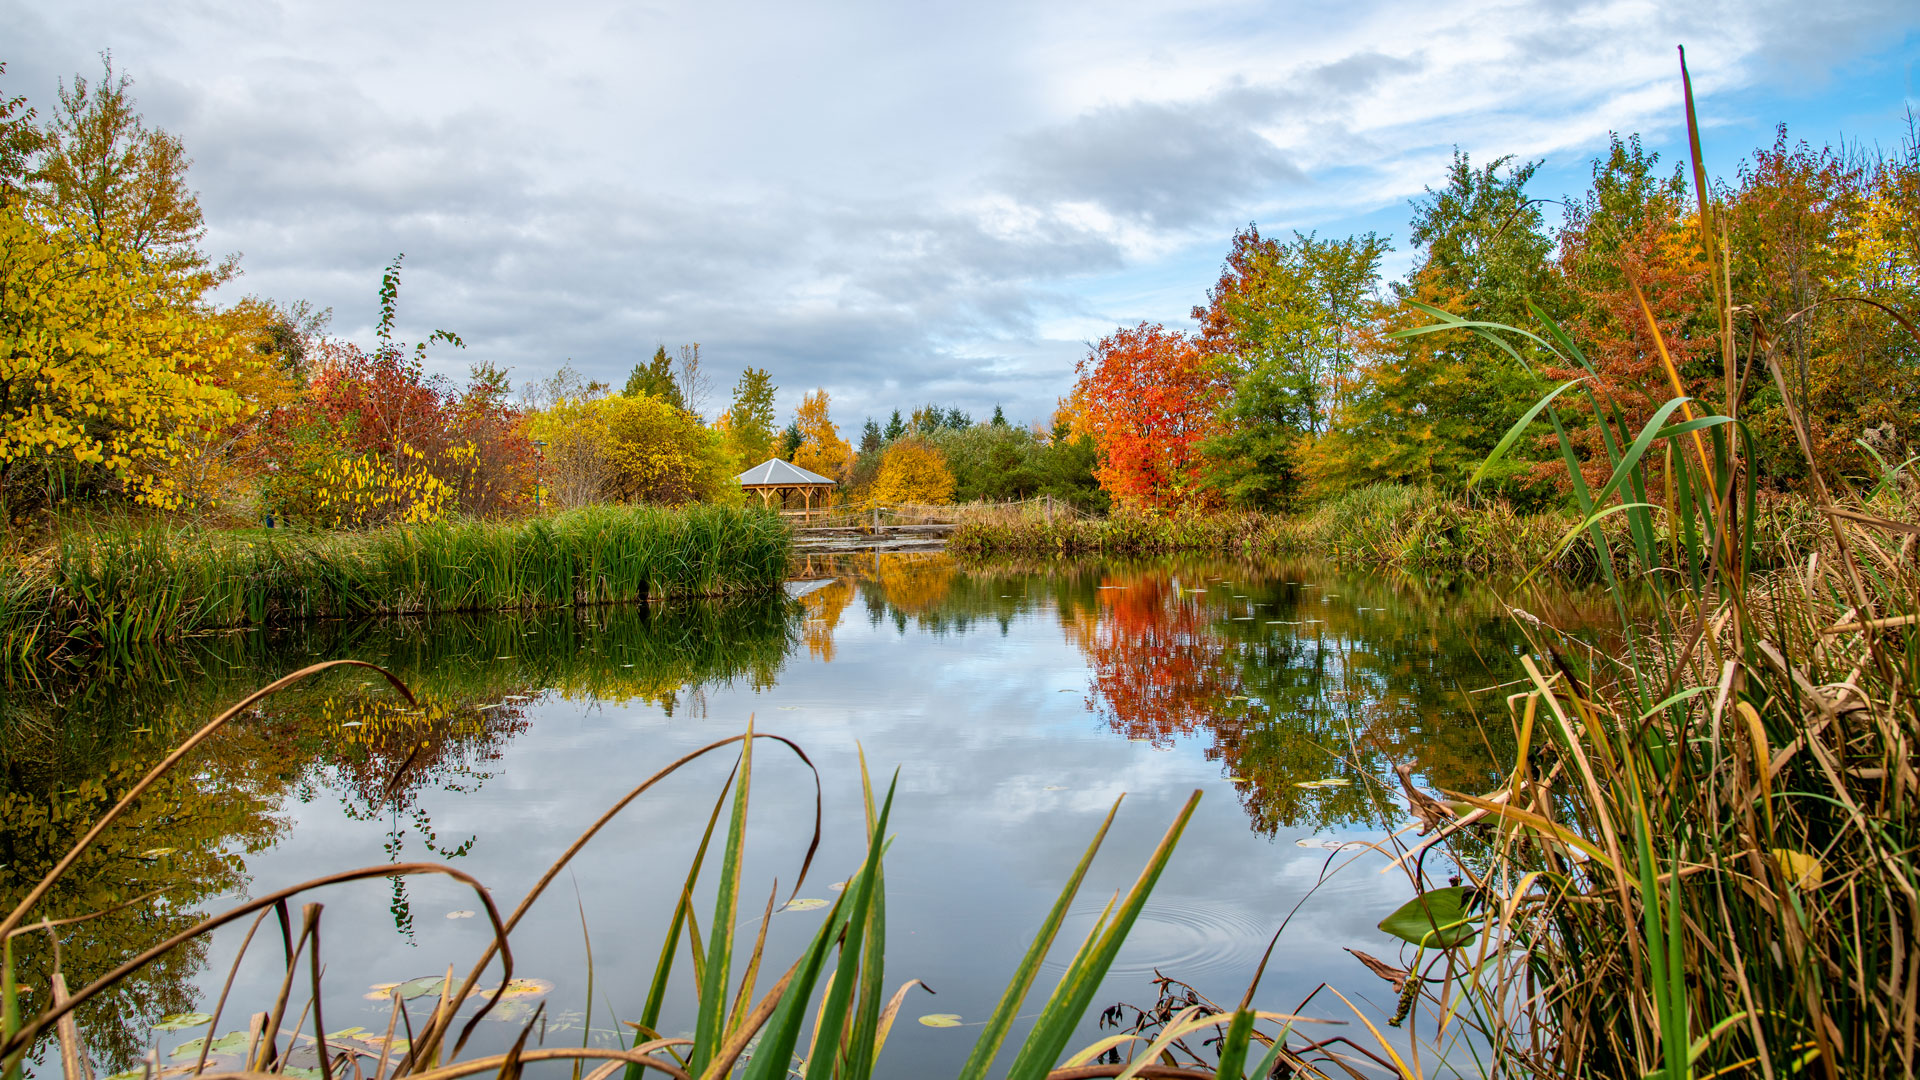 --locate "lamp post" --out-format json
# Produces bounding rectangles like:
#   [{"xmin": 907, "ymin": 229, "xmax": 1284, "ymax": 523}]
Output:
[{"xmin": 531, "ymin": 440, "xmax": 548, "ymax": 511}]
